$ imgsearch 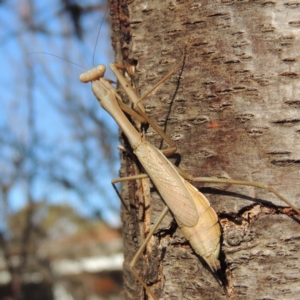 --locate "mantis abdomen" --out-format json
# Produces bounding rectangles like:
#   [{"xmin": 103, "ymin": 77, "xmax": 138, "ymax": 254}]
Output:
[
  {"xmin": 177, "ymin": 180, "xmax": 221, "ymax": 271},
  {"xmin": 134, "ymin": 139, "xmax": 221, "ymax": 271}
]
